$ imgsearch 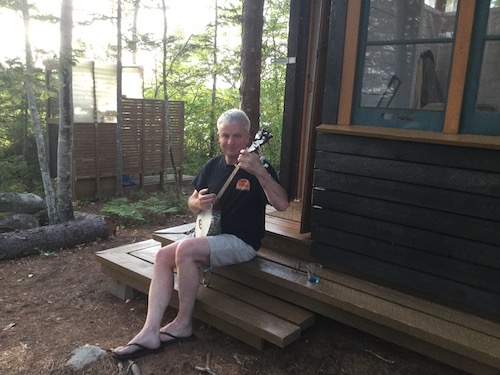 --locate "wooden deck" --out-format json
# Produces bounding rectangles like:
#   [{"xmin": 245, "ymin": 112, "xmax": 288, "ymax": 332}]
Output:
[
  {"xmin": 96, "ymin": 222, "xmax": 315, "ymax": 350},
  {"xmin": 95, "ymin": 216, "xmax": 500, "ymax": 374}
]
